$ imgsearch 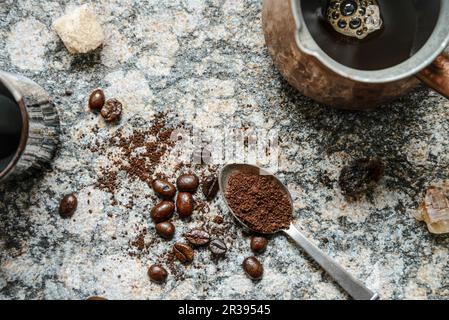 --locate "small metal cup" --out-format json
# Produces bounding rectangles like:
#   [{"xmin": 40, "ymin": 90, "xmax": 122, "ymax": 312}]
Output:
[{"xmin": 0, "ymin": 71, "xmax": 60, "ymax": 182}]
